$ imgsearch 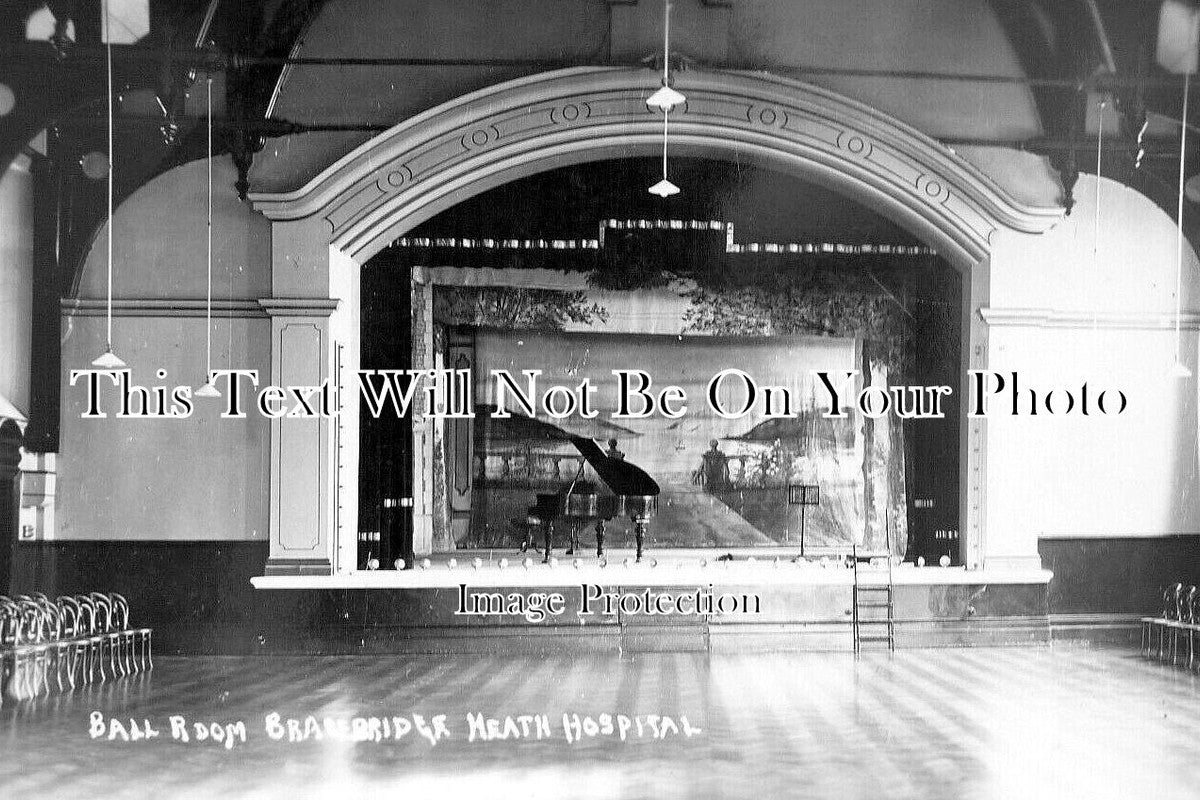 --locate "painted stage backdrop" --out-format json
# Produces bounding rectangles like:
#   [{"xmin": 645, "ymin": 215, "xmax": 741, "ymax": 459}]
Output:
[{"xmin": 429, "ymin": 271, "xmax": 907, "ymax": 555}]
